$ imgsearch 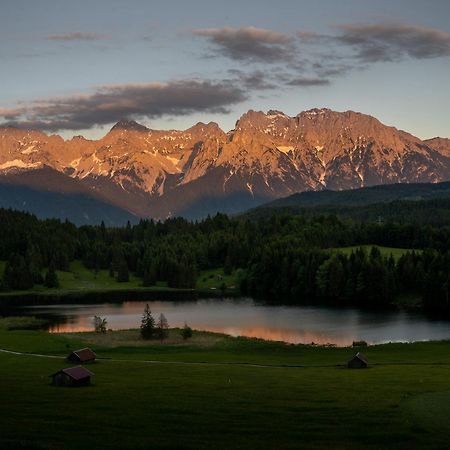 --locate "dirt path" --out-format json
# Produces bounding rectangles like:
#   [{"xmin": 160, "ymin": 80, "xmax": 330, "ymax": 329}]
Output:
[{"xmin": 0, "ymin": 347, "xmax": 316, "ymax": 369}]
